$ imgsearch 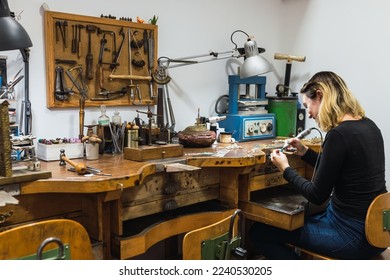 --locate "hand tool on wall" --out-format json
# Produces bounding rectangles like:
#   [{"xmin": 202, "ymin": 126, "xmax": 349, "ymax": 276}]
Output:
[
  {"xmin": 97, "ymin": 27, "xmax": 117, "ymax": 66},
  {"xmin": 71, "ymin": 24, "xmax": 77, "ymax": 54},
  {"xmin": 66, "ymin": 65, "xmax": 88, "ymax": 99},
  {"xmin": 90, "ymin": 87, "xmax": 127, "ymax": 101},
  {"xmin": 108, "ymin": 28, "xmax": 152, "ymax": 81},
  {"xmin": 77, "ymin": 24, "xmax": 85, "ymax": 59},
  {"xmin": 55, "ymin": 59, "xmax": 77, "ymax": 65},
  {"xmin": 110, "ymin": 27, "xmax": 125, "ymax": 73},
  {"xmin": 63, "ymin": 21, "xmax": 68, "ymax": 49},
  {"xmin": 147, "ymin": 30, "xmax": 155, "ymax": 99},
  {"xmin": 85, "ymin": 24, "xmax": 97, "ymax": 80},
  {"xmin": 55, "ymin": 20, "xmax": 68, "ymax": 50},
  {"xmin": 97, "ymin": 34, "xmax": 108, "ymax": 91},
  {"xmin": 55, "ymin": 20, "xmax": 61, "ymax": 43},
  {"xmin": 130, "ymin": 30, "xmax": 144, "ymax": 48},
  {"xmin": 143, "ymin": 30, "xmax": 148, "ymax": 55},
  {"xmin": 127, "ymin": 28, "xmax": 142, "ymax": 105},
  {"xmin": 96, "ymin": 29, "xmax": 123, "ymax": 91},
  {"xmin": 54, "ymin": 66, "xmax": 72, "ymax": 101}
]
